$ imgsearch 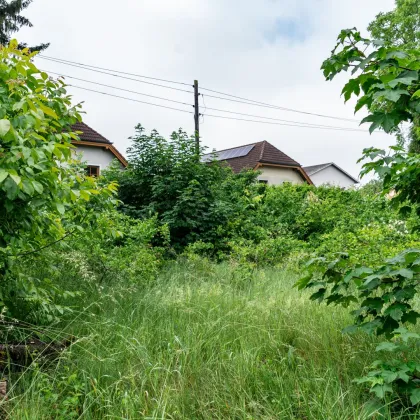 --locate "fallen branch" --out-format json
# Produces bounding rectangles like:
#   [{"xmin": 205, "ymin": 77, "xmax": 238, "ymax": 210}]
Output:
[{"xmin": 0, "ymin": 339, "xmax": 70, "ymax": 367}]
